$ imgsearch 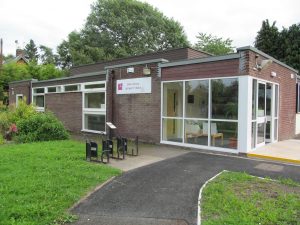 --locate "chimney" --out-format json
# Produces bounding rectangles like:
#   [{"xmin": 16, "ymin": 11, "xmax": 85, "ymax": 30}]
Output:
[
  {"xmin": 16, "ymin": 48, "xmax": 25, "ymax": 58},
  {"xmin": 0, "ymin": 38, "xmax": 3, "ymax": 66}
]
